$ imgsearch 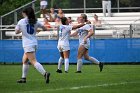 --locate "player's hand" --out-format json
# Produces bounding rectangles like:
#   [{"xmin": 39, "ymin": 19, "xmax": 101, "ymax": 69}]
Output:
[
  {"xmin": 84, "ymin": 38, "xmax": 87, "ymax": 44},
  {"xmin": 37, "ymin": 28, "xmax": 42, "ymax": 33}
]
